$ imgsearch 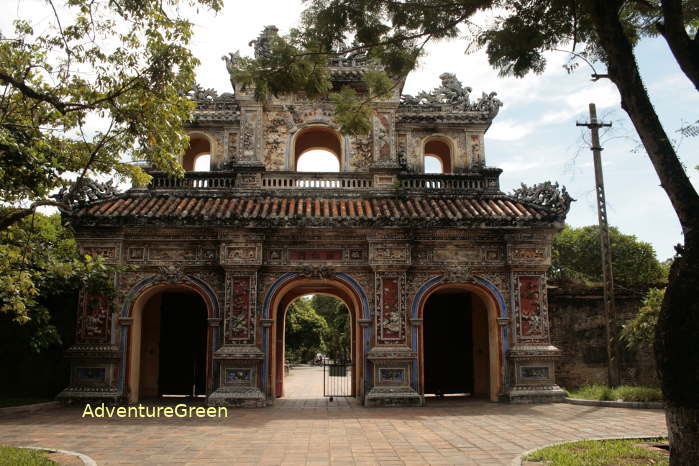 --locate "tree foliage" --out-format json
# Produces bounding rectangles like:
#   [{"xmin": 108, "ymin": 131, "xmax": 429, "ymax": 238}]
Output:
[
  {"xmin": 552, "ymin": 225, "xmax": 667, "ymax": 285},
  {"xmin": 0, "ymin": 212, "xmax": 116, "ymax": 349},
  {"xmin": 621, "ymin": 287, "xmax": 665, "ymax": 351},
  {"xmin": 311, "ymin": 295, "xmax": 351, "ymax": 361},
  {"xmin": 284, "ymin": 298, "xmax": 329, "ymax": 362},
  {"xmin": 0, "ymin": 0, "xmax": 222, "ymax": 230}
]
